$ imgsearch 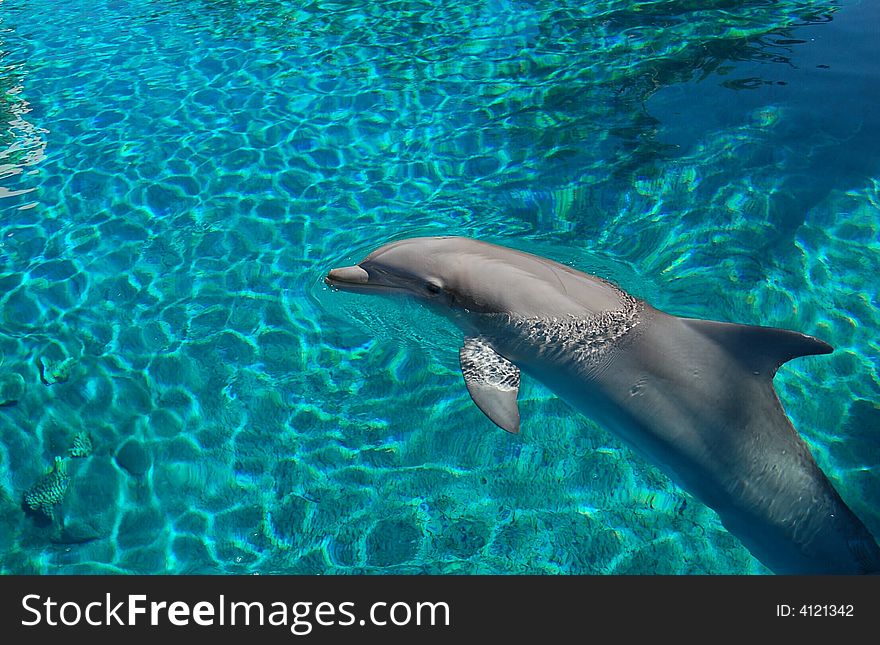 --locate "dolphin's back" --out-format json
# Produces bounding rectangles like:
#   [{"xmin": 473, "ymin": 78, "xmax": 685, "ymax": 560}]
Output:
[{"xmin": 576, "ymin": 309, "xmax": 880, "ymax": 574}]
